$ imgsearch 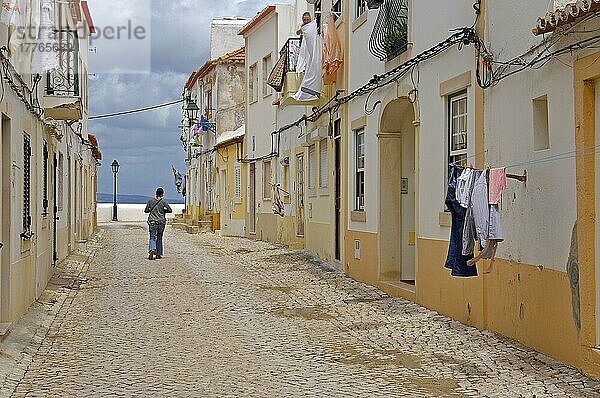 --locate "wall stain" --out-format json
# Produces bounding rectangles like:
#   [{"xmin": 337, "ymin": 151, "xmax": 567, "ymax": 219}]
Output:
[{"xmin": 567, "ymin": 221, "xmax": 581, "ymax": 332}]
